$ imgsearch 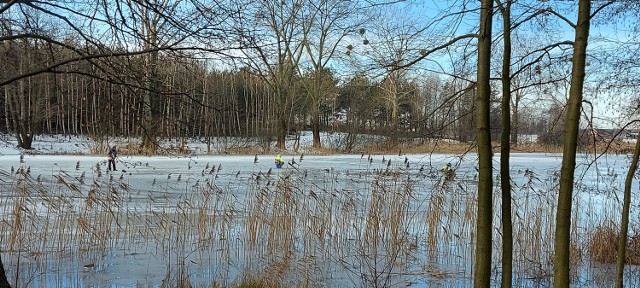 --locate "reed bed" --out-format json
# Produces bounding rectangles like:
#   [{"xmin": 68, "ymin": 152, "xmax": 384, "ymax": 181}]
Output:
[{"xmin": 0, "ymin": 156, "xmax": 639, "ymax": 287}]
